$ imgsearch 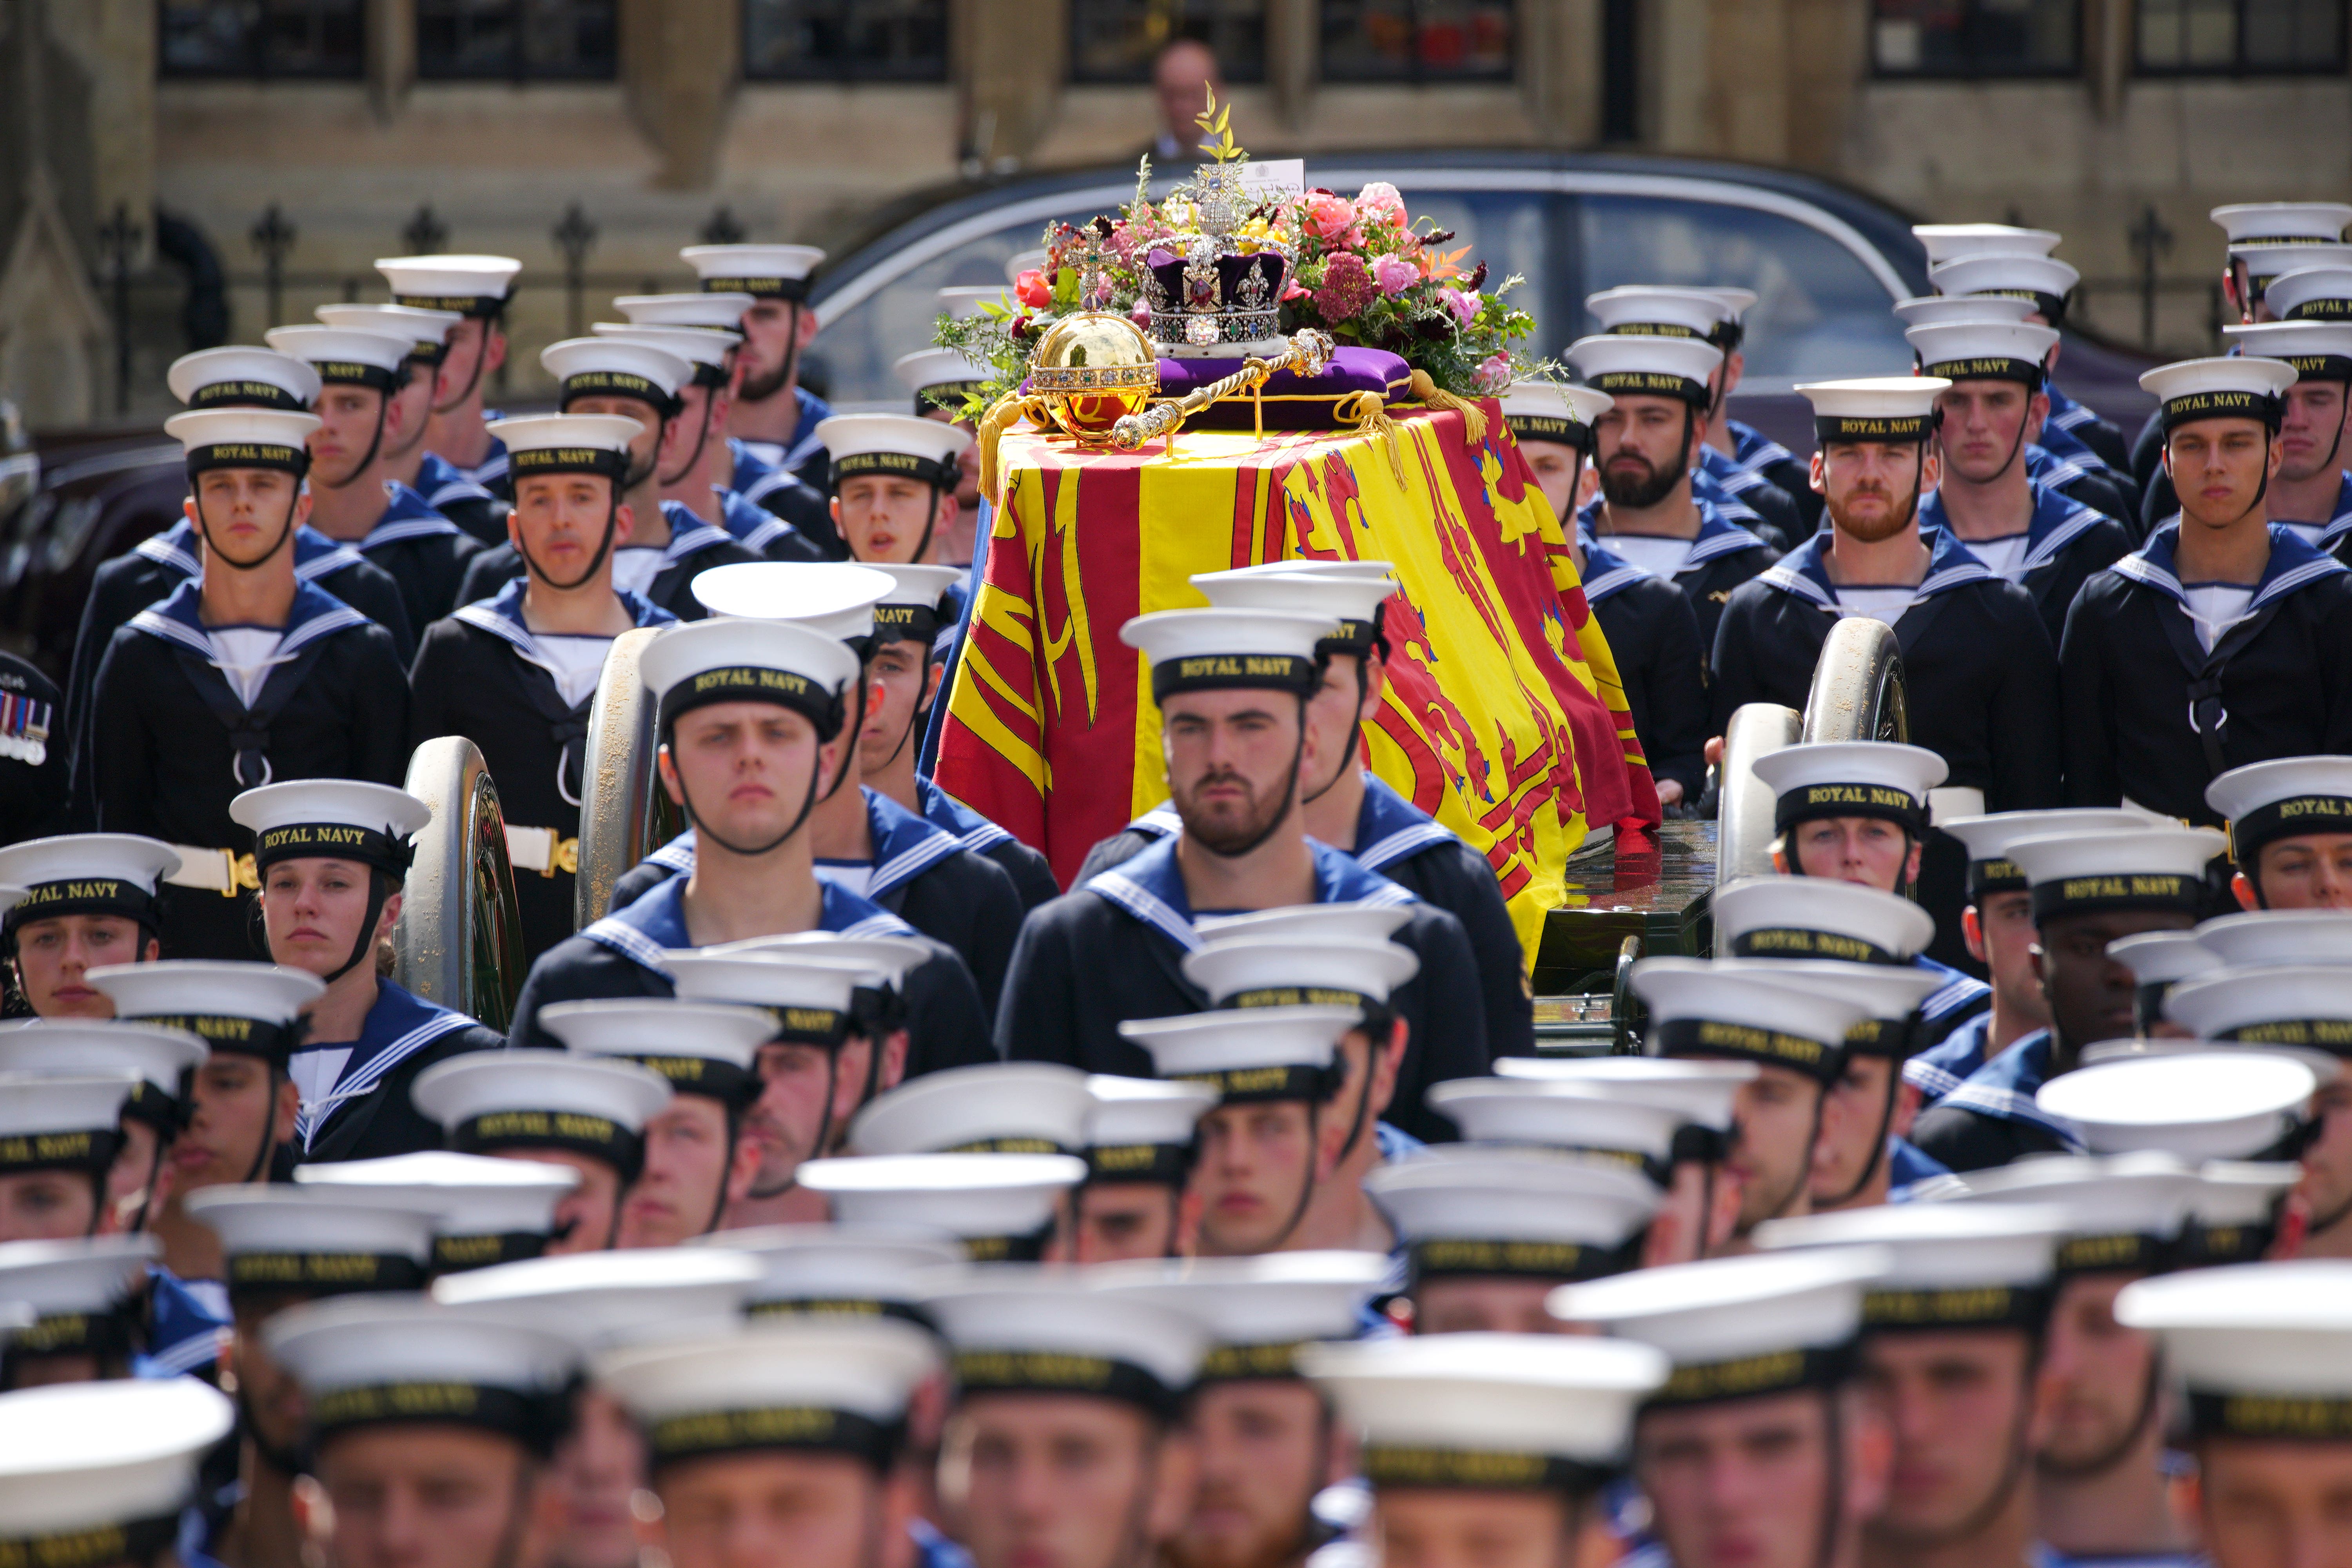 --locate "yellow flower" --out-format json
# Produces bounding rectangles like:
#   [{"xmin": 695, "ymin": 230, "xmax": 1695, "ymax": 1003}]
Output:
[{"xmin": 1234, "ymin": 216, "xmax": 1277, "ymax": 254}]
